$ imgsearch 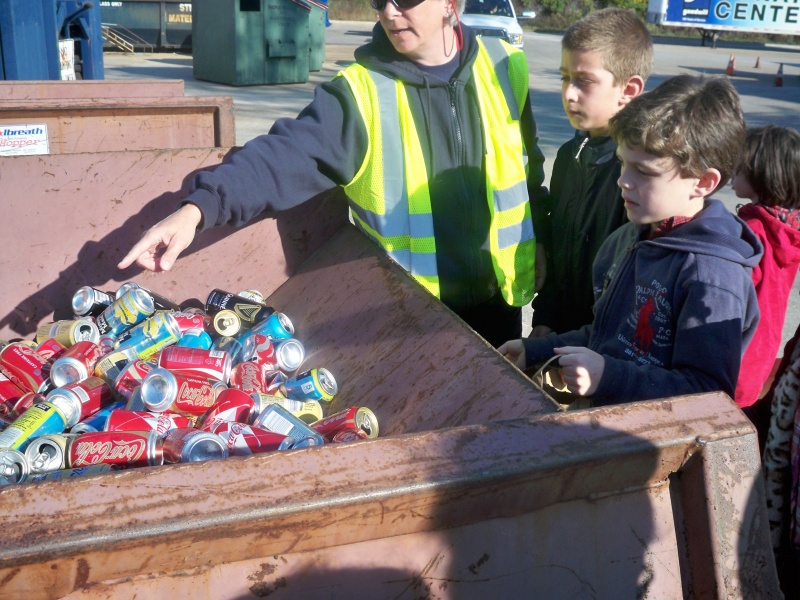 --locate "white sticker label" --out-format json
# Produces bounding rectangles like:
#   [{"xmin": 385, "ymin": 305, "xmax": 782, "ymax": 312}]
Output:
[
  {"xmin": 59, "ymin": 39, "xmax": 76, "ymax": 81},
  {"xmin": 0, "ymin": 124, "xmax": 49, "ymax": 156}
]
